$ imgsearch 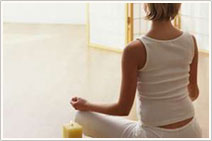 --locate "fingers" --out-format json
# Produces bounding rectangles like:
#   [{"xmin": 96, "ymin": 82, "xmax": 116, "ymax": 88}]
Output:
[
  {"xmin": 70, "ymin": 97, "xmax": 78, "ymax": 105},
  {"xmin": 71, "ymin": 99, "xmax": 78, "ymax": 106},
  {"xmin": 71, "ymin": 101, "xmax": 78, "ymax": 109},
  {"xmin": 72, "ymin": 97, "xmax": 78, "ymax": 101},
  {"xmin": 70, "ymin": 97, "xmax": 87, "ymax": 111},
  {"xmin": 70, "ymin": 100, "xmax": 76, "ymax": 106},
  {"xmin": 70, "ymin": 97, "xmax": 79, "ymax": 110}
]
